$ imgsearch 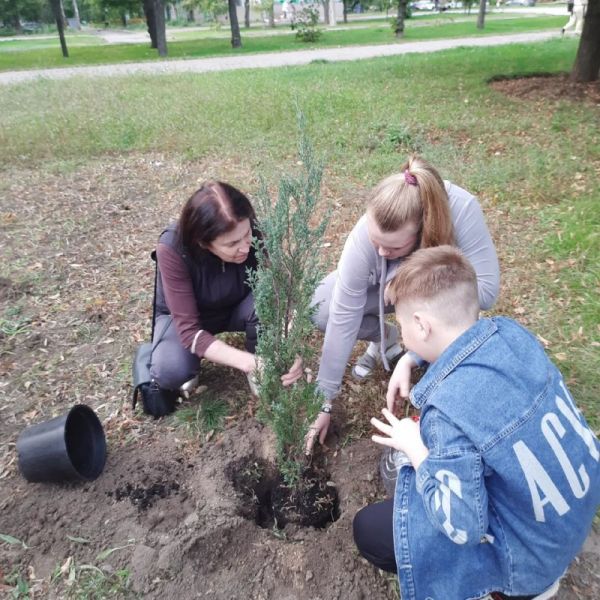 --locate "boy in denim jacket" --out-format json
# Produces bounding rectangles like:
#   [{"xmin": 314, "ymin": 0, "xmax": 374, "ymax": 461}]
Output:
[{"xmin": 353, "ymin": 245, "xmax": 600, "ymax": 600}]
